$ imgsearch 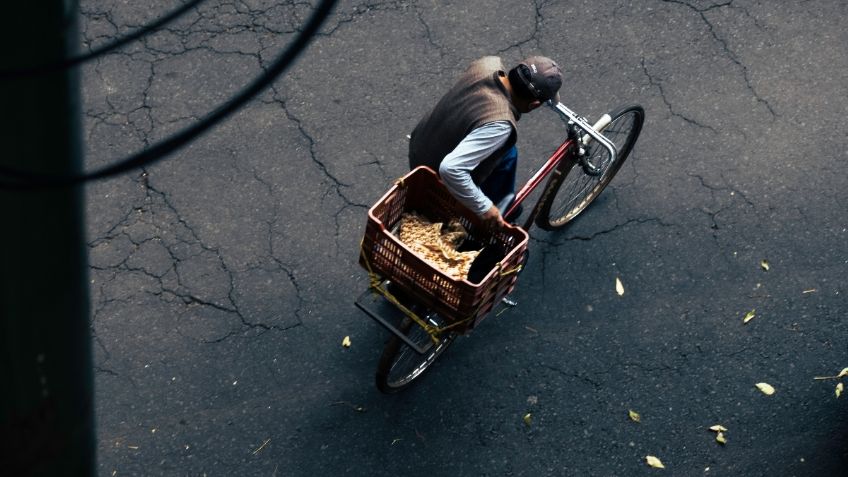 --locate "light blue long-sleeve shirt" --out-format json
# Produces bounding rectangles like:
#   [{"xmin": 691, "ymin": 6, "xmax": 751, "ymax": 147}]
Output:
[{"xmin": 437, "ymin": 121, "xmax": 512, "ymax": 216}]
